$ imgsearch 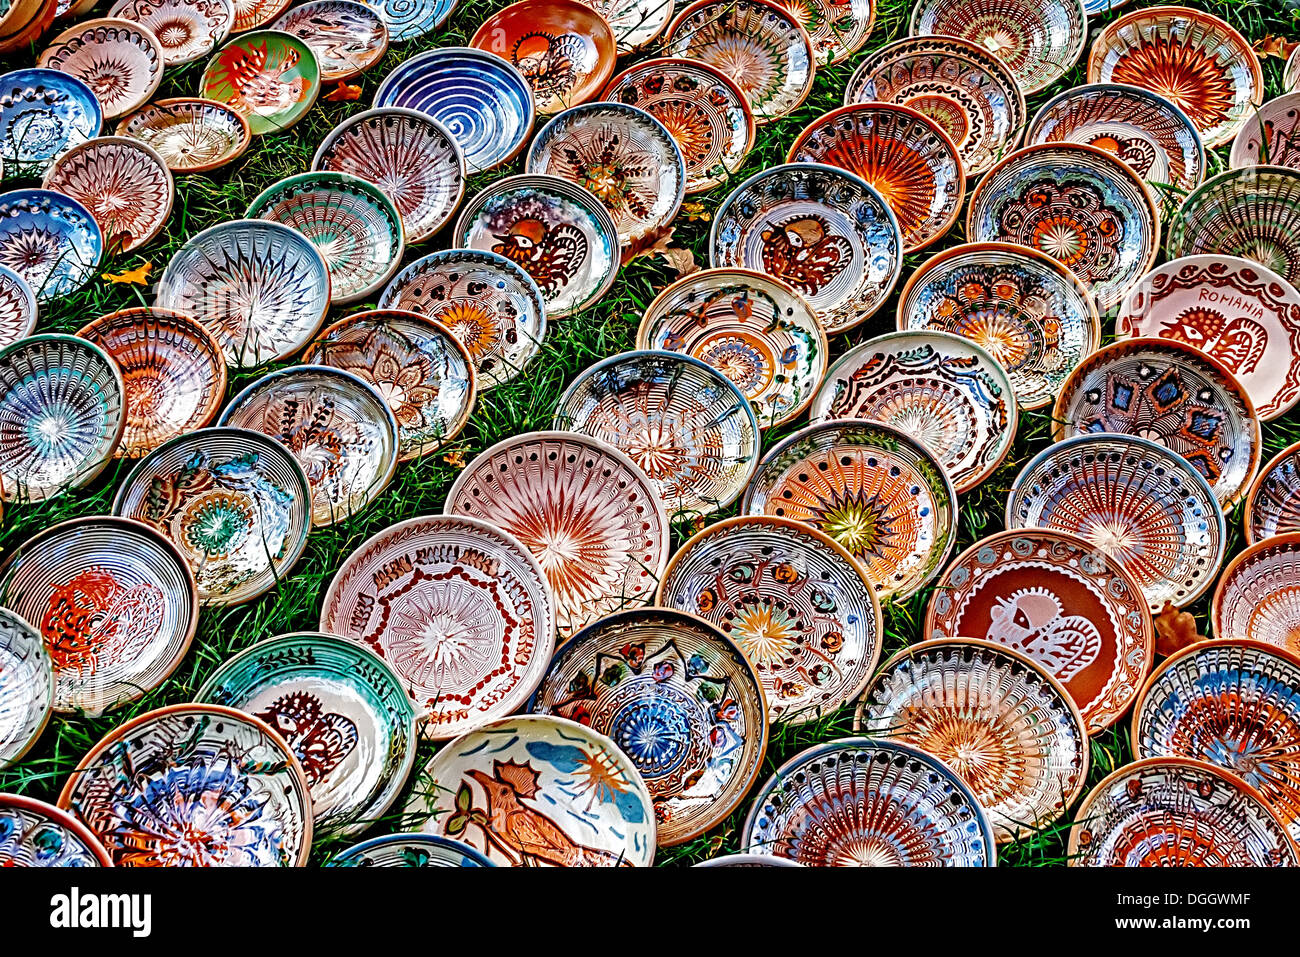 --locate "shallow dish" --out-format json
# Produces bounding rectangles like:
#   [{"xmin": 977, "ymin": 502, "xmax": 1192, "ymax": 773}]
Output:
[
  {"xmin": 553, "ymin": 349, "xmax": 760, "ymax": 517},
  {"xmin": 583, "ymin": 0, "xmax": 672, "ymax": 54},
  {"xmin": 742, "ymin": 419, "xmax": 957, "ymax": 602},
  {"xmin": 694, "ymin": 853, "xmax": 802, "ymax": 867},
  {"xmin": 657, "ymin": 515, "xmax": 882, "ymax": 725},
  {"xmin": 38, "ymin": 18, "xmax": 165, "ymax": 121},
  {"xmin": 787, "ymin": 103, "xmax": 963, "ymax": 253},
  {"xmin": 775, "ymin": 0, "xmax": 872, "ymax": 64},
  {"xmin": 742, "ymin": 738, "xmax": 995, "ymax": 866},
  {"xmin": 0, "ymin": 516, "xmax": 197, "ymax": 714},
  {"xmin": 231, "ymin": 0, "xmax": 293, "ymax": 30},
  {"xmin": 0, "ymin": 68, "xmax": 101, "ymax": 178},
  {"xmin": 1231, "ymin": 92, "xmax": 1300, "ymax": 172},
  {"xmin": 58, "ymin": 703, "xmax": 313, "ymax": 866},
  {"xmin": 1212, "ymin": 532, "xmax": 1300, "ymax": 656},
  {"xmin": 320, "ymin": 515, "xmax": 555, "ymax": 739},
  {"xmin": 446, "ymin": 431, "xmax": 669, "ymax": 637},
  {"xmin": 637, "ymin": 268, "xmax": 825, "ymax": 428},
  {"xmin": 404, "ymin": 714, "xmax": 654, "ymax": 866},
  {"xmin": 116, "ymin": 96, "xmax": 250, "ymax": 173},
  {"xmin": 0, "ymin": 189, "xmax": 103, "ymax": 304},
  {"xmin": 200, "ymin": 29, "xmax": 320, "ymax": 136},
  {"xmin": 329, "ymin": 833, "xmax": 493, "ymax": 867},
  {"xmin": 108, "ymin": 0, "xmax": 233, "ymax": 67},
  {"xmin": 112, "ymin": 427, "xmax": 312, "ymax": 606},
  {"xmin": 363, "ymin": 0, "xmax": 455, "ymax": 41},
  {"xmin": 810, "ymin": 330, "xmax": 1016, "ymax": 493},
  {"xmin": 272, "ymin": 0, "xmax": 387, "ymax": 82},
  {"xmin": 855, "ymin": 637, "xmax": 1088, "ymax": 843},
  {"xmin": 0, "ymin": 266, "xmax": 36, "ymax": 349},
  {"xmin": 42, "ymin": 136, "xmax": 173, "ymax": 254},
  {"xmin": 196, "ymin": 631, "xmax": 416, "ymax": 837},
  {"xmin": 0, "ymin": 793, "xmax": 111, "ymax": 867},
  {"xmin": 1289, "ymin": 46, "xmax": 1300, "ymax": 93},
  {"xmin": 1246, "ymin": 442, "xmax": 1300, "ymax": 544},
  {"xmin": 709, "ymin": 162, "xmax": 902, "ymax": 333},
  {"xmin": 528, "ymin": 608, "xmax": 766, "ymax": 846},
  {"xmin": 0, "ymin": 608, "xmax": 51, "ymax": 770},
  {"xmin": 1006, "ymin": 432, "xmax": 1225, "ymax": 612}
]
